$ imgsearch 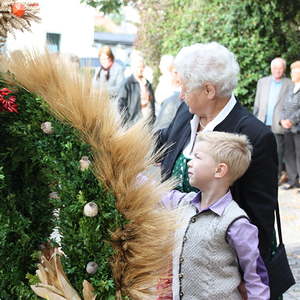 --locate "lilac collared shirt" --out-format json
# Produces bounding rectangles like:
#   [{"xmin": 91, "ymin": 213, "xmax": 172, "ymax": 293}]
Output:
[{"xmin": 162, "ymin": 190, "xmax": 270, "ymax": 300}]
